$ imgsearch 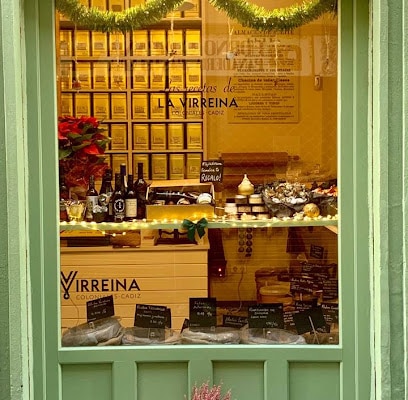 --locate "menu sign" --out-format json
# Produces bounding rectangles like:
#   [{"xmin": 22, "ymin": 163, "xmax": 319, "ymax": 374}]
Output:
[
  {"xmin": 200, "ymin": 160, "xmax": 224, "ymax": 183},
  {"xmin": 248, "ymin": 304, "xmax": 284, "ymax": 329},
  {"xmin": 134, "ymin": 304, "xmax": 168, "ymax": 328},
  {"xmin": 86, "ymin": 295, "xmax": 115, "ymax": 322},
  {"xmin": 189, "ymin": 297, "xmax": 217, "ymax": 328}
]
